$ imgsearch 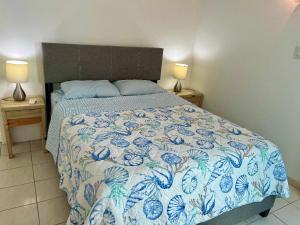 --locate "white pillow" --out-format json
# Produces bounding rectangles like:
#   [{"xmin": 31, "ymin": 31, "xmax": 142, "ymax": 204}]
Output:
[
  {"xmin": 113, "ymin": 80, "xmax": 165, "ymax": 96},
  {"xmin": 61, "ymin": 80, "xmax": 120, "ymax": 100}
]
